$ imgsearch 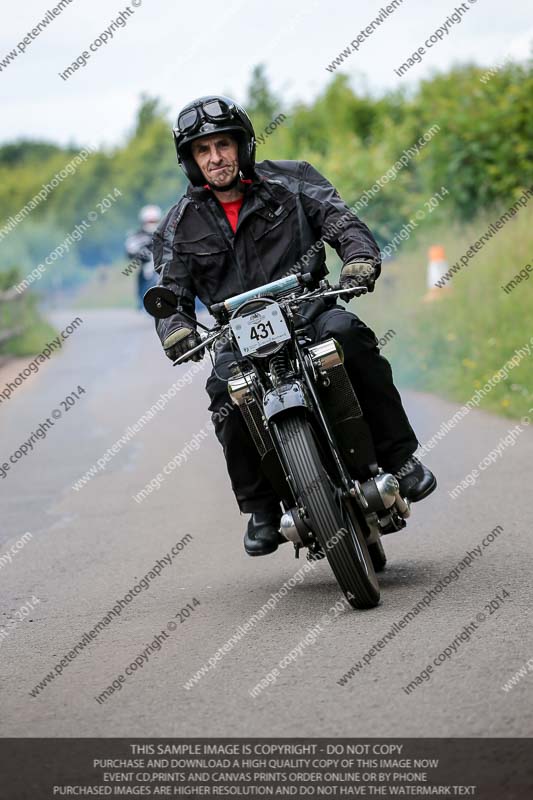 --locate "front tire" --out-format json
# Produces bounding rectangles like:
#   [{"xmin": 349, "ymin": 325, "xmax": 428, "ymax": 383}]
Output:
[
  {"xmin": 273, "ymin": 413, "xmax": 380, "ymax": 609},
  {"xmin": 368, "ymin": 539, "xmax": 387, "ymax": 572}
]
